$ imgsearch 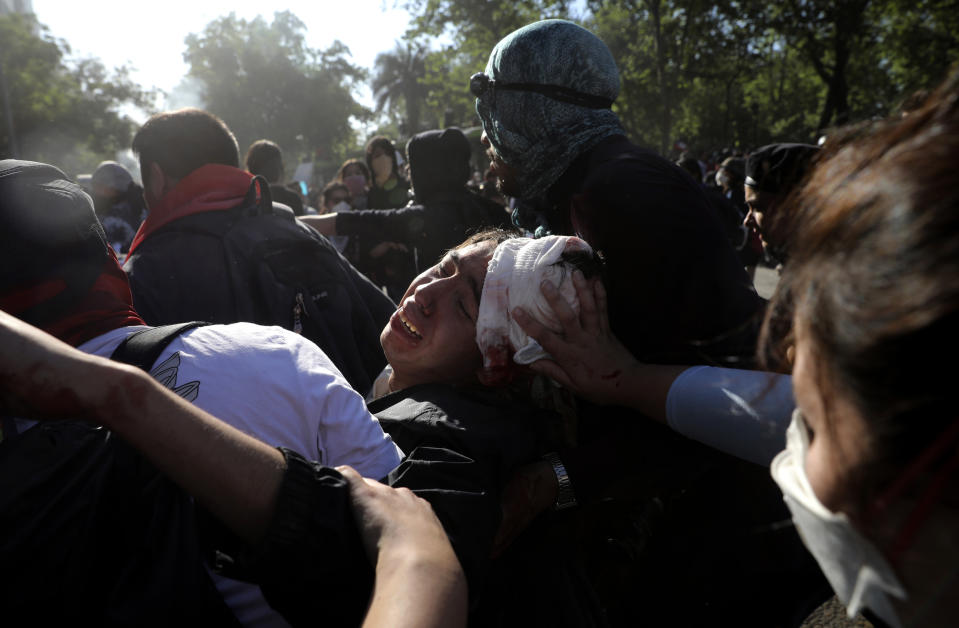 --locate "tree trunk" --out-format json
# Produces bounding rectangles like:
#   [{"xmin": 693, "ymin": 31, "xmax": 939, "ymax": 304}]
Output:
[
  {"xmin": 816, "ymin": 1, "xmax": 865, "ymax": 129},
  {"xmin": 646, "ymin": 0, "xmax": 672, "ymax": 154}
]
